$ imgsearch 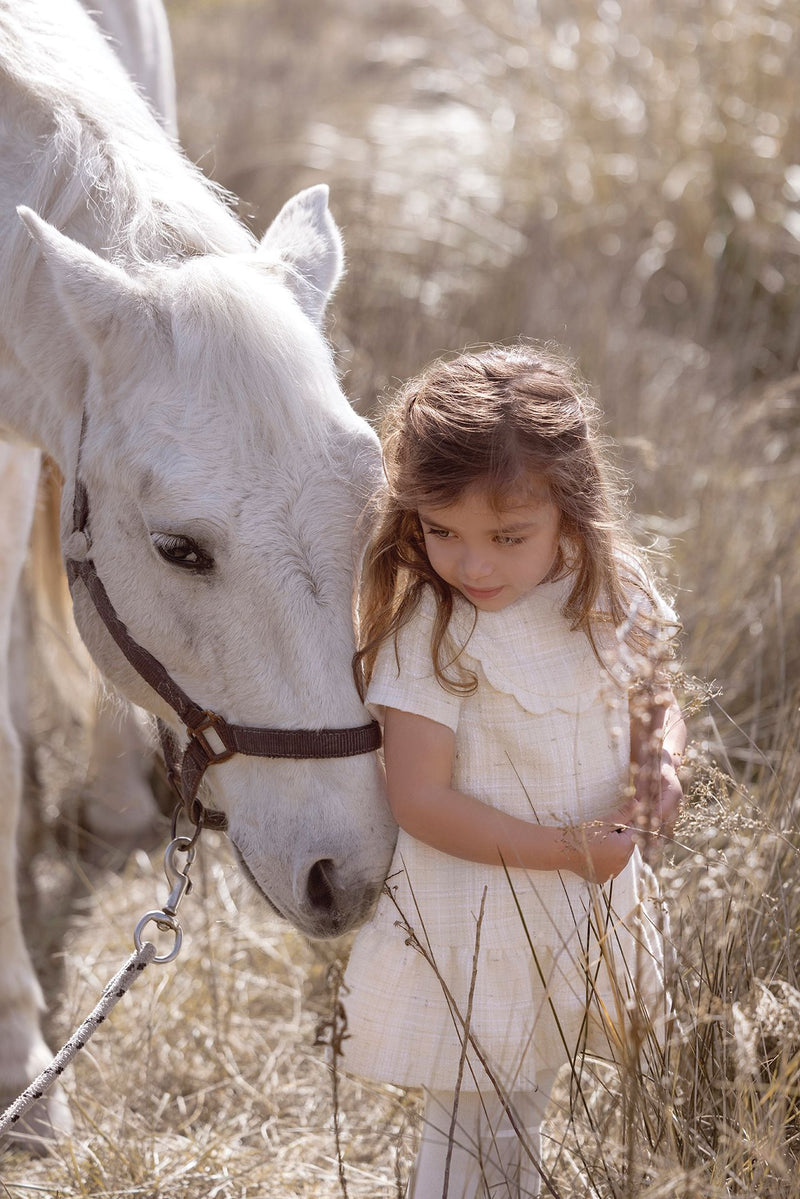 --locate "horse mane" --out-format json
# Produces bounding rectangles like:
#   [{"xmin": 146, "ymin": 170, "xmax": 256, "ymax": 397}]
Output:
[{"xmin": 2, "ymin": 0, "xmax": 253, "ymax": 274}]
